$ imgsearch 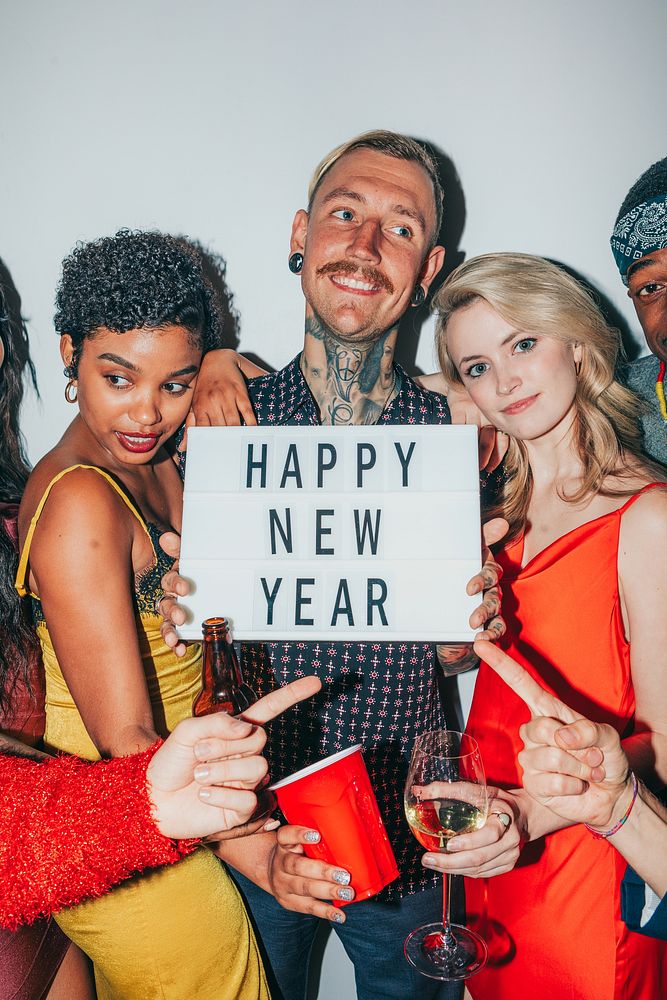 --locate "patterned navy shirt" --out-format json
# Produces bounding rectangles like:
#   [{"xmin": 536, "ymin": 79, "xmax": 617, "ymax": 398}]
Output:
[{"xmin": 241, "ymin": 354, "xmax": 452, "ymax": 900}]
